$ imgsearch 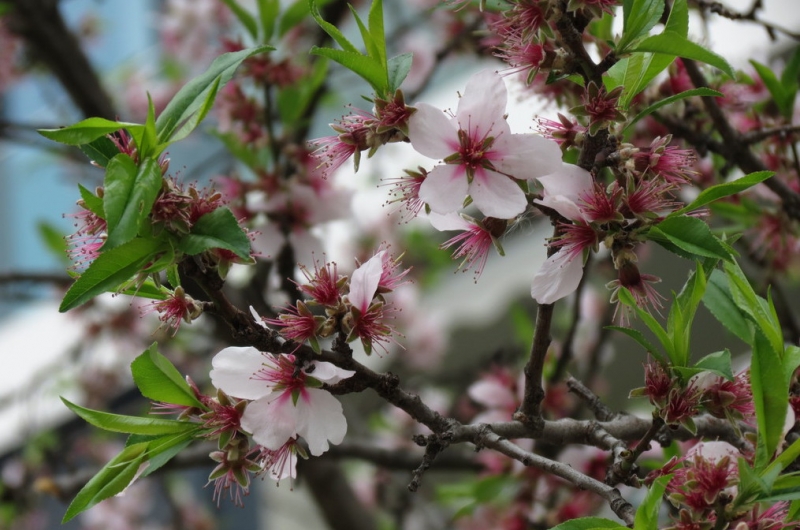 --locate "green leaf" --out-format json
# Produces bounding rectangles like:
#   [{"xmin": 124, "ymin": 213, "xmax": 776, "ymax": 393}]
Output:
[
  {"xmin": 38, "ymin": 117, "xmax": 131, "ymax": 146},
  {"xmin": 61, "ymin": 398, "xmax": 196, "ymax": 435},
  {"xmin": 257, "ymin": 0, "xmax": 280, "ymax": 42},
  {"xmin": 607, "ymin": 326, "xmax": 667, "ymax": 364},
  {"xmin": 103, "ymin": 156, "xmax": 163, "ymax": 250},
  {"xmin": 551, "ymin": 517, "xmax": 628, "ymax": 530},
  {"xmin": 62, "ymin": 442, "xmax": 148, "ymax": 522},
  {"xmin": 59, "ymin": 238, "xmax": 164, "ymax": 312},
  {"xmin": 278, "ymin": 57, "xmax": 328, "ymax": 126},
  {"xmin": 723, "ymin": 260, "xmax": 783, "ymax": 353},
  {"xmin": 648, "ymin": 215, "xmax": 732, "ymax": 261},
  {"xmin": 164, "ymin": 76, "xmax": 222, "ymax": 146},
  {"xmin": 220, "ymin": 0, "xmax": 259, "ymax": 40},
  {"xmin": 625, "ymin": 88, "xmax": 722, "ymax": 131},
  {"xmin": 37, "ymin": 221, "xmax": 69, "ymax": 263},
  {"xmin": 634, "ymin": 474, "xmax": 671, "ymax": 530},
  {"xmin": 665, "ymin": 0, "xmax": 688, "ymax": 37},
  {"xmin": 131, "ymin": 343, "xmax": 205, "ymax": 408},
  {"xmin": 280, "ymin": 0, "xmax": 333, "ymax": 37},
  {"xmin": 789, "ymin": 499, "xmax": 800, "ymax": 521},
  {"xmin": 349, "ymin": 4, "xmax": 379, "ymax": 65},
  {"xmin": 156, "ymin": 46, "xmax": 273, "ymax": 143},
  {"xmin": 79, "ymin": 184, "xmax": 105, "ymax": 218},
  {"xmin": 762, "ymin": 436, "xmax": 800, "ymax": 480},
  {"xmin": 367, "ymin": 0, "xmax": 387, "ymax": 68},
  {"xmin": 751, "ymin": 59, "xmax": 791, "ymax": 117},
  {"xmin": 139, "ymin": 432, "xmax": 196, "ymax": 476},
  {"xmin": 703, "ymin": 270, "xmax": 752, "ymax": 343},
  {"xmin": 310, "ymin": 46, "xmax": 387, "ymax": 94},
  {"xmin": 674, "ymin": 171, "xmax": 774, "ymax": 215},
  {"xmin": 786, "ymin": 345, "xmax": 800, "ymax": 387},
  {"xmin": 617, "ymin": 288, "xmax": 676, "ymax": 363},
  {"xmin": 176, "ymin": 207, "xmax": 251, "ymax": 259},
  {"xmin": 751, "ymin": 328, "xmax": 789, "ymax": 470},
  {"xmin": 618, "ymin": 0, "xmax": 665, "ymax": 53},
  {"xmin": 308, "ymin": 0, "xmax": 359, "ymax": 53},
  {"xmin": 630, "ymin": 32, "xmax": 735, "ymax": 78},
  {"xmin": 79, "ymin": 135, "xmax": 120, "ymax": 168},
  {"xmin": 621, "ymin": 52, "xmax": 677, "ymax": 109},
  {"xmin": 673, "ymin": 349, "xmax": 733, "ymax": 381},
  {"xmin": 387, "ymin": 53, "xmax": 413, "ymax": 93}
]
